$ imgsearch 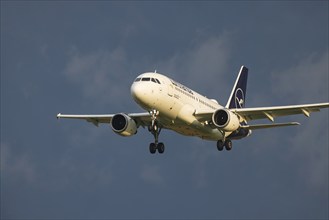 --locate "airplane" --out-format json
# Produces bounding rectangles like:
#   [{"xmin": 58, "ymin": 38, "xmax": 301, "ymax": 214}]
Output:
[{"xmin": 57, "ymin": 66, "xmax": 329, "ymax": 154}]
